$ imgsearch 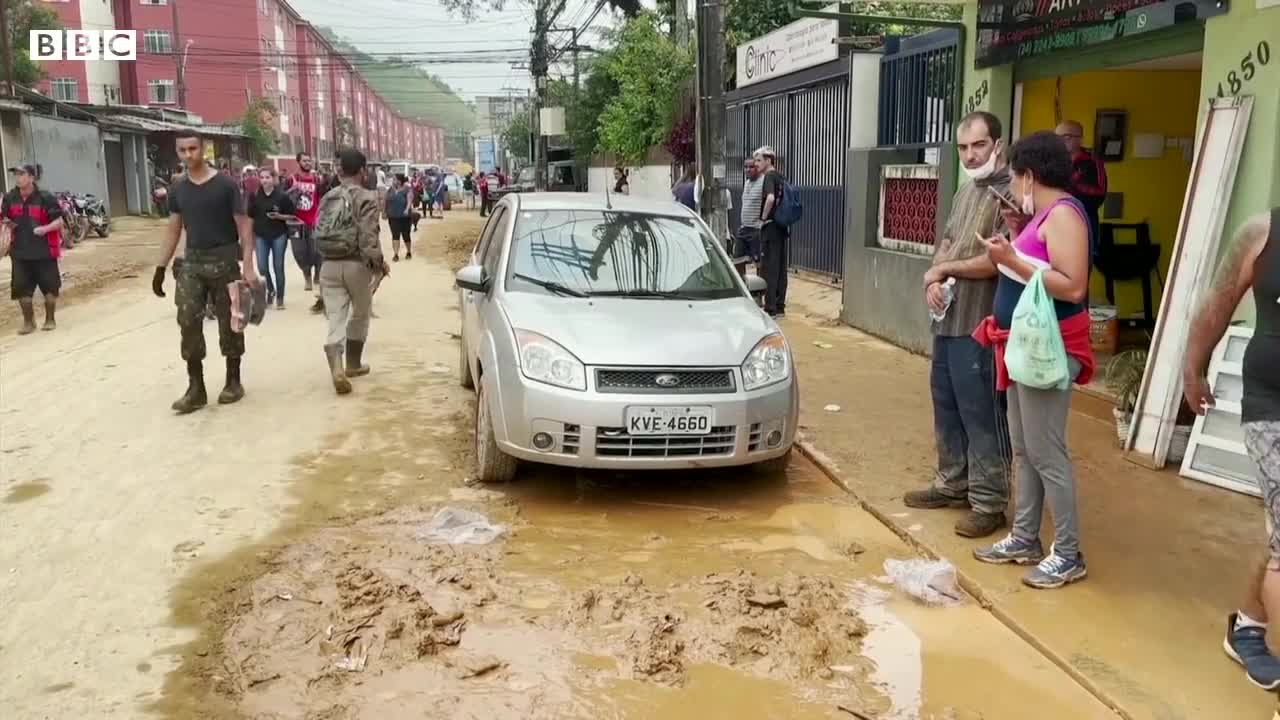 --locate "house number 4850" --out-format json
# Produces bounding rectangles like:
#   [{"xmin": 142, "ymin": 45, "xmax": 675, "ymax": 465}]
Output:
[{"xmin": 1217, "ymin": 41, "xmax": 1271, "ymax": 98}]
